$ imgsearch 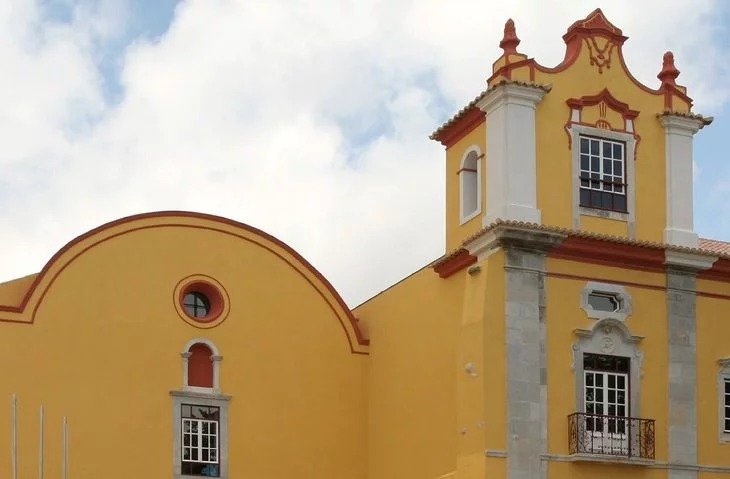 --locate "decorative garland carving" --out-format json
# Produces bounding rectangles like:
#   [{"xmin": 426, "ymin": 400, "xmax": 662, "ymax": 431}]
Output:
[{"xmin": 584, "ymin": 36, "xmax": 616, "ymax": 74}]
